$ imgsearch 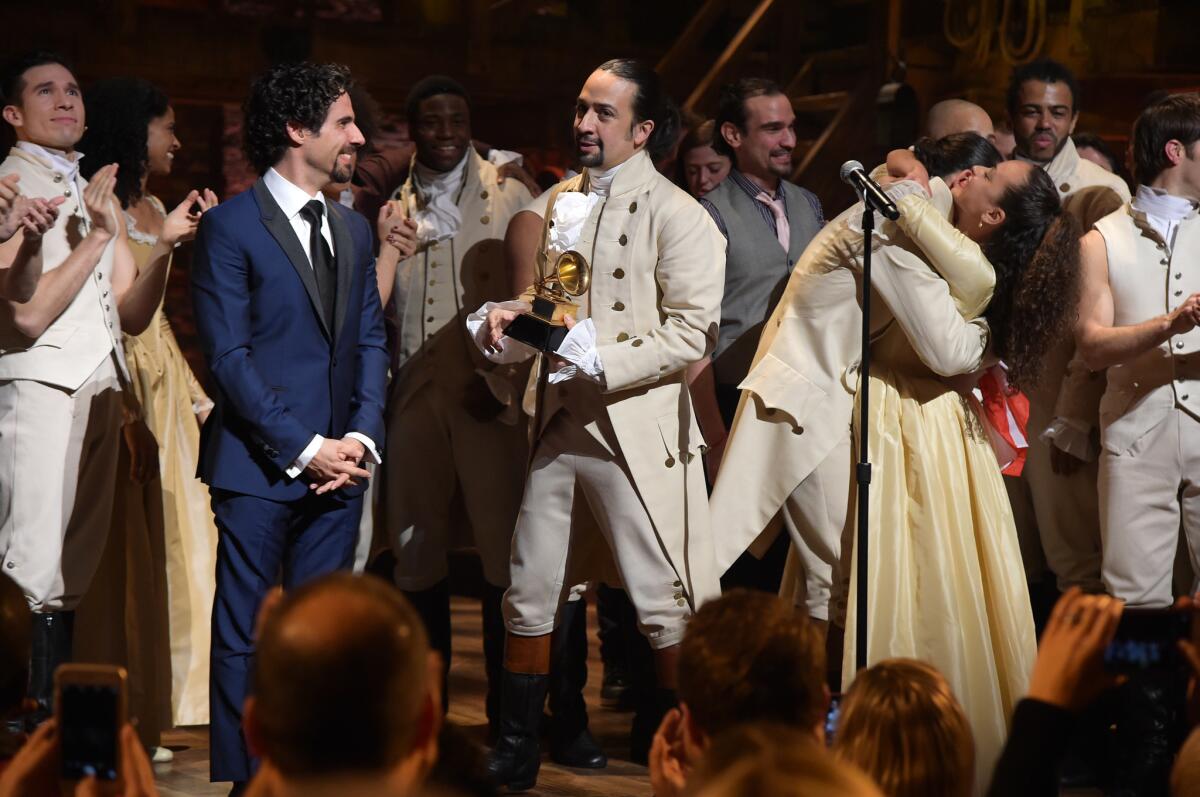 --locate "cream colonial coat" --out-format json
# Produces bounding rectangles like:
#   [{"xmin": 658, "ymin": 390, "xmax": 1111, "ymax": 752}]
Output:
[
  {"xmin": 514, "ymin": 149, "xmax": 726, "ymax": 608},
  {"xmin": 710, "ymin": 179, "xmax": 994, "ymax": 571}
]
